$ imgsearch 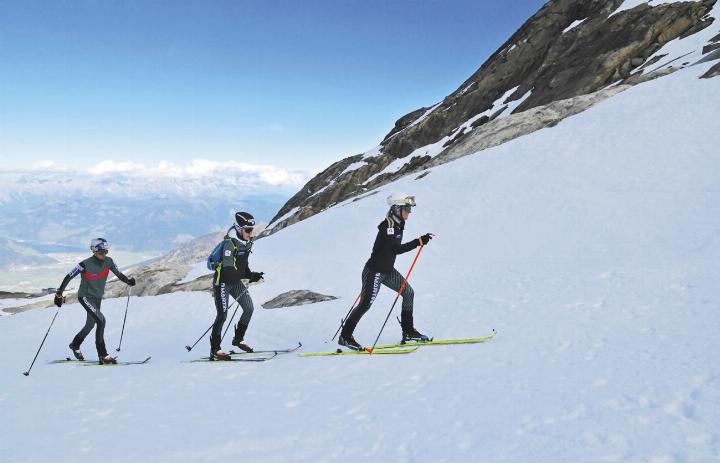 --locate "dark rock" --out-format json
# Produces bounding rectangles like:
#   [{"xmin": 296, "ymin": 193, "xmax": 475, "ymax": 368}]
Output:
[
  {"xmin": 679, "ymin": 16, "xmax": 715, "ymax": 39},
  {"xmin": 0, "ymin": 291, "xmax": 37, "ymax": 299},
  {"xmin": 262, "ymin": 290, "xmax": 338, "ymax": 309},
  {"xmin": 700, "ymin": 61, "xmax": 720, "ymax": 78},
  {"xmin": 471, "ymin": 115, "xmax": 490, "ymax": 128},
  {"xmin": 703, "ymin": 43, "xmax": 720, "ymax": 54}
]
